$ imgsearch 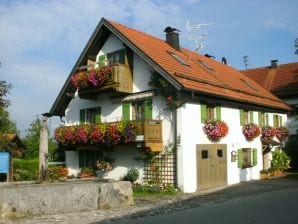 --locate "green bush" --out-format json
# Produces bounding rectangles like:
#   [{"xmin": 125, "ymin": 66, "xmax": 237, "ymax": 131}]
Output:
[
  {"xmin": 13, "ymin": 159, "xmax": 39, "ymax": 181},
  {"xmin": 270, "ymin": 149, "xmax": 291, "ymax": 171},
  {"xmin": 124, "ymin": 168, "xmax": 139, "ymax": 183}
]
